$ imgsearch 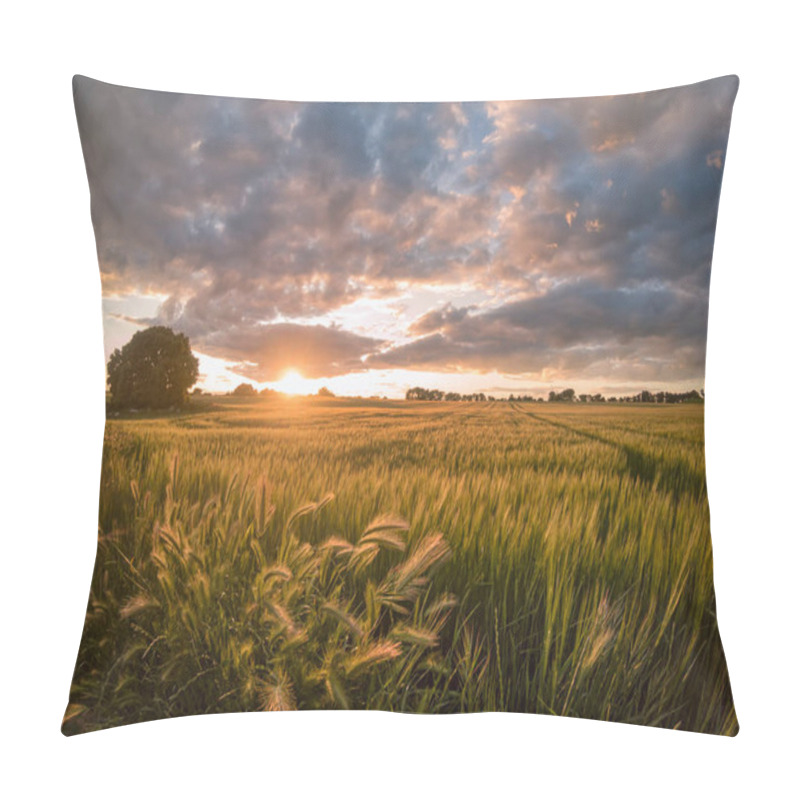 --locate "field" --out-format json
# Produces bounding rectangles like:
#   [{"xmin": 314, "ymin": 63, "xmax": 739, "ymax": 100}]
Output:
[{"xmin": 63, "ymin": 397, "xmax": 737, "ymax": 735}]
